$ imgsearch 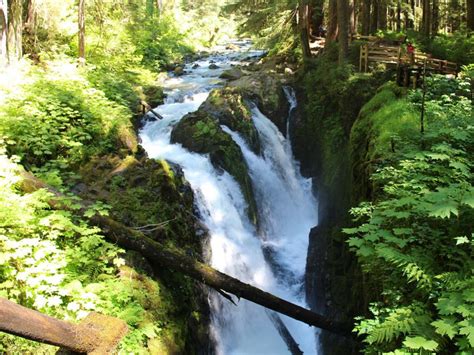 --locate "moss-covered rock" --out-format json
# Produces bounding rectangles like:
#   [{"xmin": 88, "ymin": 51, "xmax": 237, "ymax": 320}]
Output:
[
  {"xmin": 78, "ymin": 154, "xmax": 210, "ymax": 354},
  {"xmin": 228, "ymin": 71, "xmax": 289, "ymax": 132},
  {"xmin": 170, "ymin": 110, "xmax": 259, "ymax": 226},
  {"xmin": 200, "ymin": 87, "xmax": 260, "ymax": 153}
]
